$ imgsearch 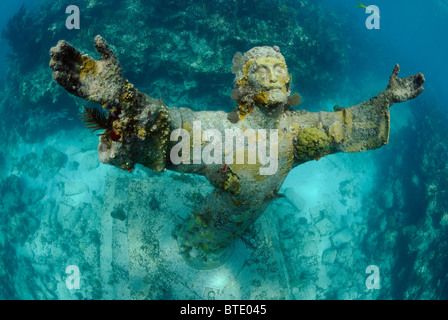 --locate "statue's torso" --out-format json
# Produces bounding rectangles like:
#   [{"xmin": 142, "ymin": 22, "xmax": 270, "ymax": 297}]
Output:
[{"xmin": 172, "ymin": 108, "xmax": 299, "ymax": 202}]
